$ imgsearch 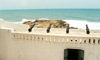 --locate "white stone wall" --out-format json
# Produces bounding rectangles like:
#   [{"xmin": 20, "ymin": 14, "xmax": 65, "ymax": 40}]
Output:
[
  {"xmin": 0, "ymin": 29, "xmax": 12, "ymax": 60},
  {"xmin": 0, "ymin": 28, "xmax": 100, "ymax": 60}
]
